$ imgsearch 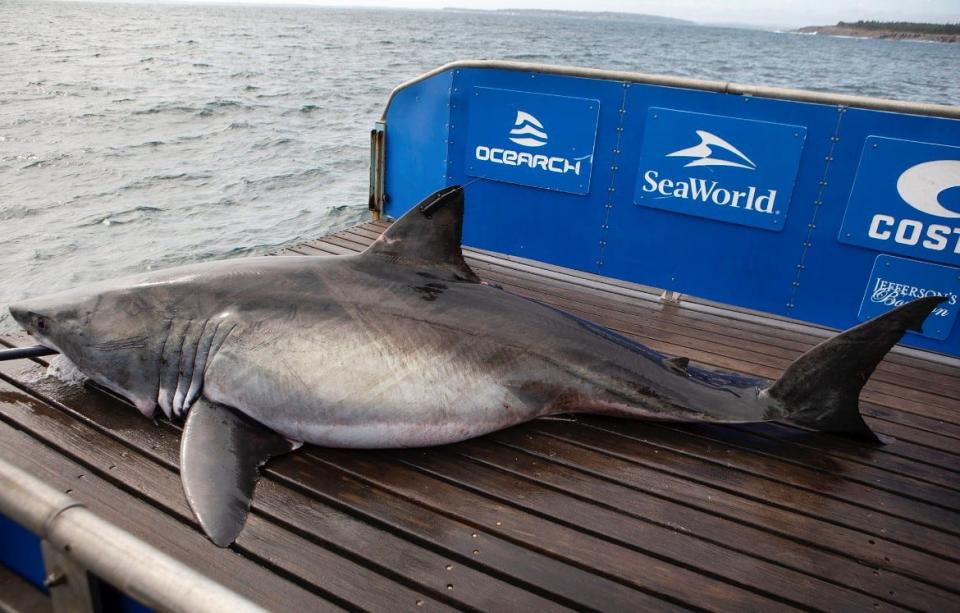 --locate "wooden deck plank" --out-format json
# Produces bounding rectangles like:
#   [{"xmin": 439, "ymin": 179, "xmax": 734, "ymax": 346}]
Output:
[
  {"xmin": 306, "ymin": 449, "xmax": 789, "ymax": 611},
  {"xmin": 268, "ymin": 453, "xmax": 677, "ymax": 612},
  {"xmin": 394, "ymin": 448, "xmax": 916, "ymax": 611},
  {"xmin": 2, "ymin": 218, "xmax": 957, "ymax": 611},
  {"xmin": 452, "ymin": 435, "xmax": 959, "ymax": 611},
  {"xmin": 513, "ymin": 423, "xmax": 960, "ymax": 596},
  {"xmin": 532, "ymin": 421, "xmax": 960, "ymax": 563}
]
